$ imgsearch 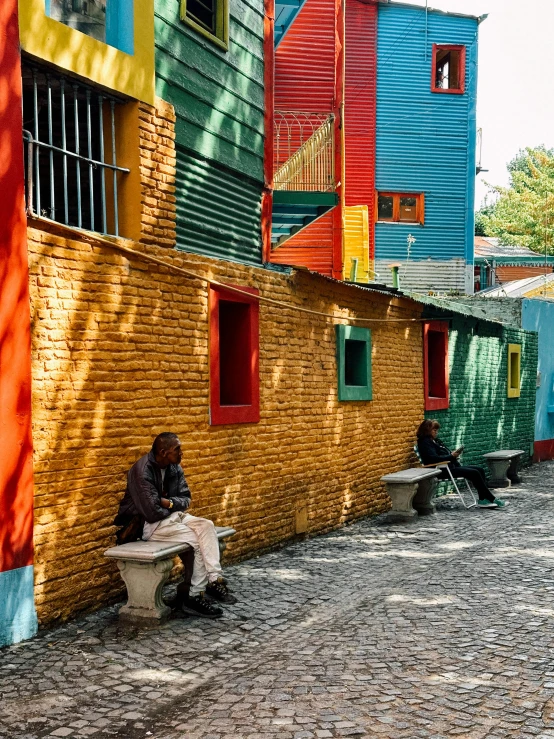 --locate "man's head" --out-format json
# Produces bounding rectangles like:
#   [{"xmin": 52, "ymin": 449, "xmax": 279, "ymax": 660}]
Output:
[{"xmin": 153, "ymin": 432, "xmax": 182, "ymax": 468}]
